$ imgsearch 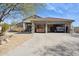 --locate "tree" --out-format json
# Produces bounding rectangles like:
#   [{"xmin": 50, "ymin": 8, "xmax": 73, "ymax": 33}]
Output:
[
  {"xmin": 0, "ymin": 4, "xmax": 18, "ymax": 22},
  {"xmin": 0, "ymin": 3, "xmax": 45, "ymax": 22},
  {"xmin": 11, "ymin": 20, "xmax": 19, "ymax": 25},
  {"xmin": 0, "ymin": 3, "xmax": 45, "ymax": 34}
]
